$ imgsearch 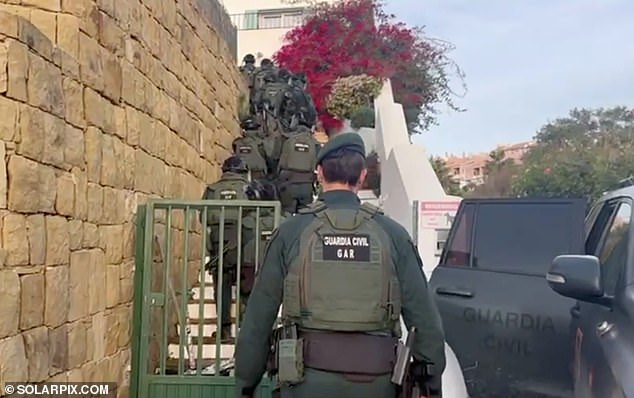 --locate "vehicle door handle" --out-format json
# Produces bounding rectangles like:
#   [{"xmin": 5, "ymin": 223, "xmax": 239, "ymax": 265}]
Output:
[
  {"xmin": 435, "ymin": 287, "xmax": 474, "ymax": 298},
  {"xmin": 570, "ymin": 306, "xmax": 580, "ymax": 318}
]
